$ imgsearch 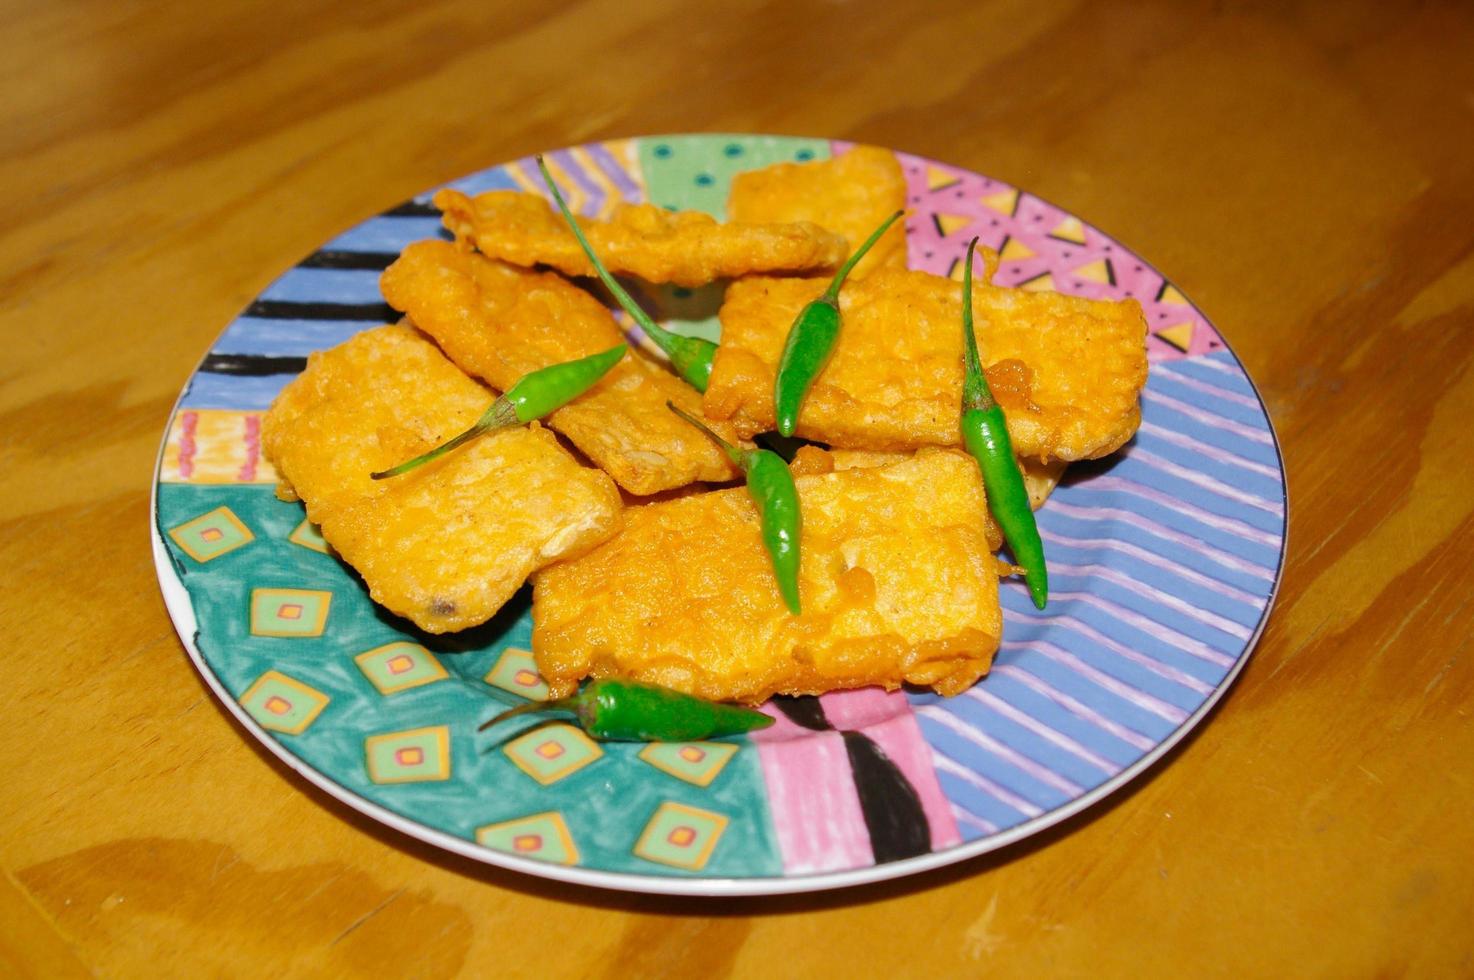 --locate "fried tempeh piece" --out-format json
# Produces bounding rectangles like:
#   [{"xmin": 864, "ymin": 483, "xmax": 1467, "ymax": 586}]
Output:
[
  {"xmin": 380, "ymin": 240, "xmax": 739, "ymax": 495},
  {"xmin": 704, "ymin": 269, "xmax": 1148, "ymax": 460},
  {"xmin": 533, "ymin": 448, "xmax": 1002, "ymax": 704},
  {"xmin": 788, "ymin": 445, "xmax": 910, "ymax": 477},
  {"xmin": 805, "ymin": 449, "xmax": 1064, "ymax": 511},
  {"xmin": 261, "ymin": 325, "xmax": 622, "ymax": 634},
  {"xmin": 728, "ymin": 145, "xmax": 909, "ymax": 279},
  {"xmin": 434, "ymin": 189, "xmax": 848, "ymax": 288},
  {"xmin": 788, "ymin": 445, "xmax": 1006, "ymax": 547}
]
